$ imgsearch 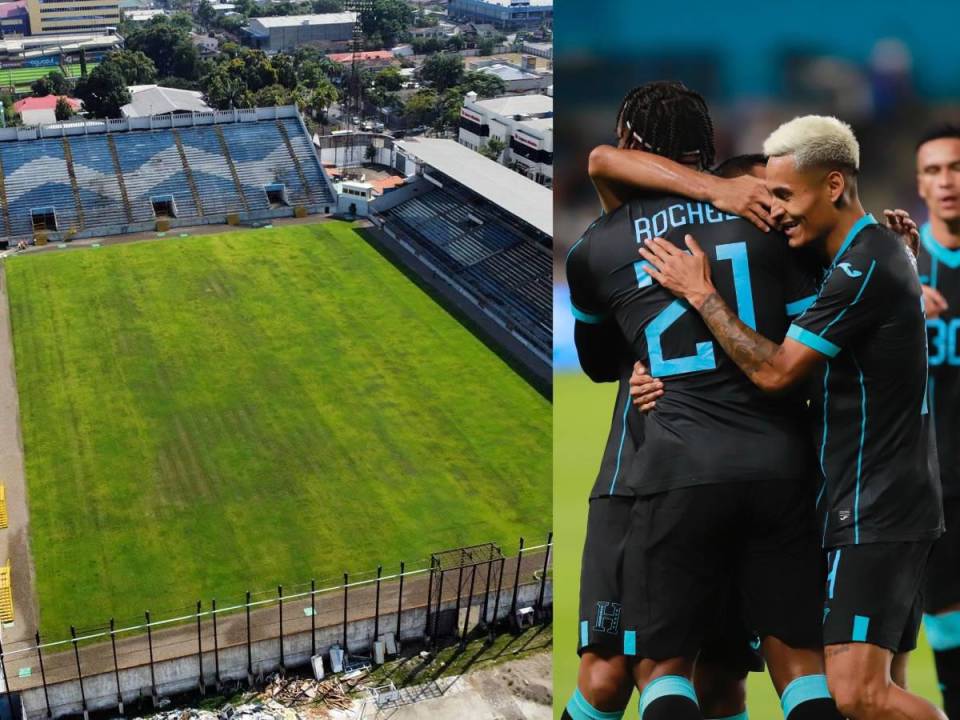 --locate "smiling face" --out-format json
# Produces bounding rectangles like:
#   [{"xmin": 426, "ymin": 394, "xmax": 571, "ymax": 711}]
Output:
[
  {"xmin": 765, "ymin": 154, "xmax": 844, "ymax": 248},
  {"xmin": 917, "ymin": 137, "xmax": 960, "ymax": 222}
]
